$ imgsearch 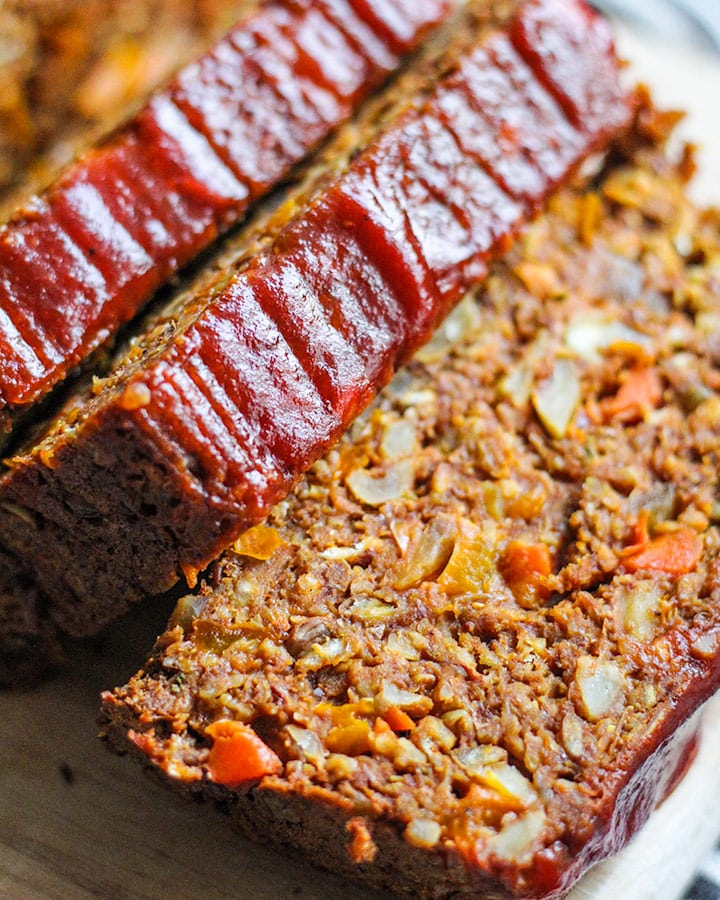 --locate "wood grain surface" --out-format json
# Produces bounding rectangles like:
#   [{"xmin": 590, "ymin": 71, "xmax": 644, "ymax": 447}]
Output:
[{"xmin": 2, "ymin": 24, "xmax": 720, "ymax": 900}]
